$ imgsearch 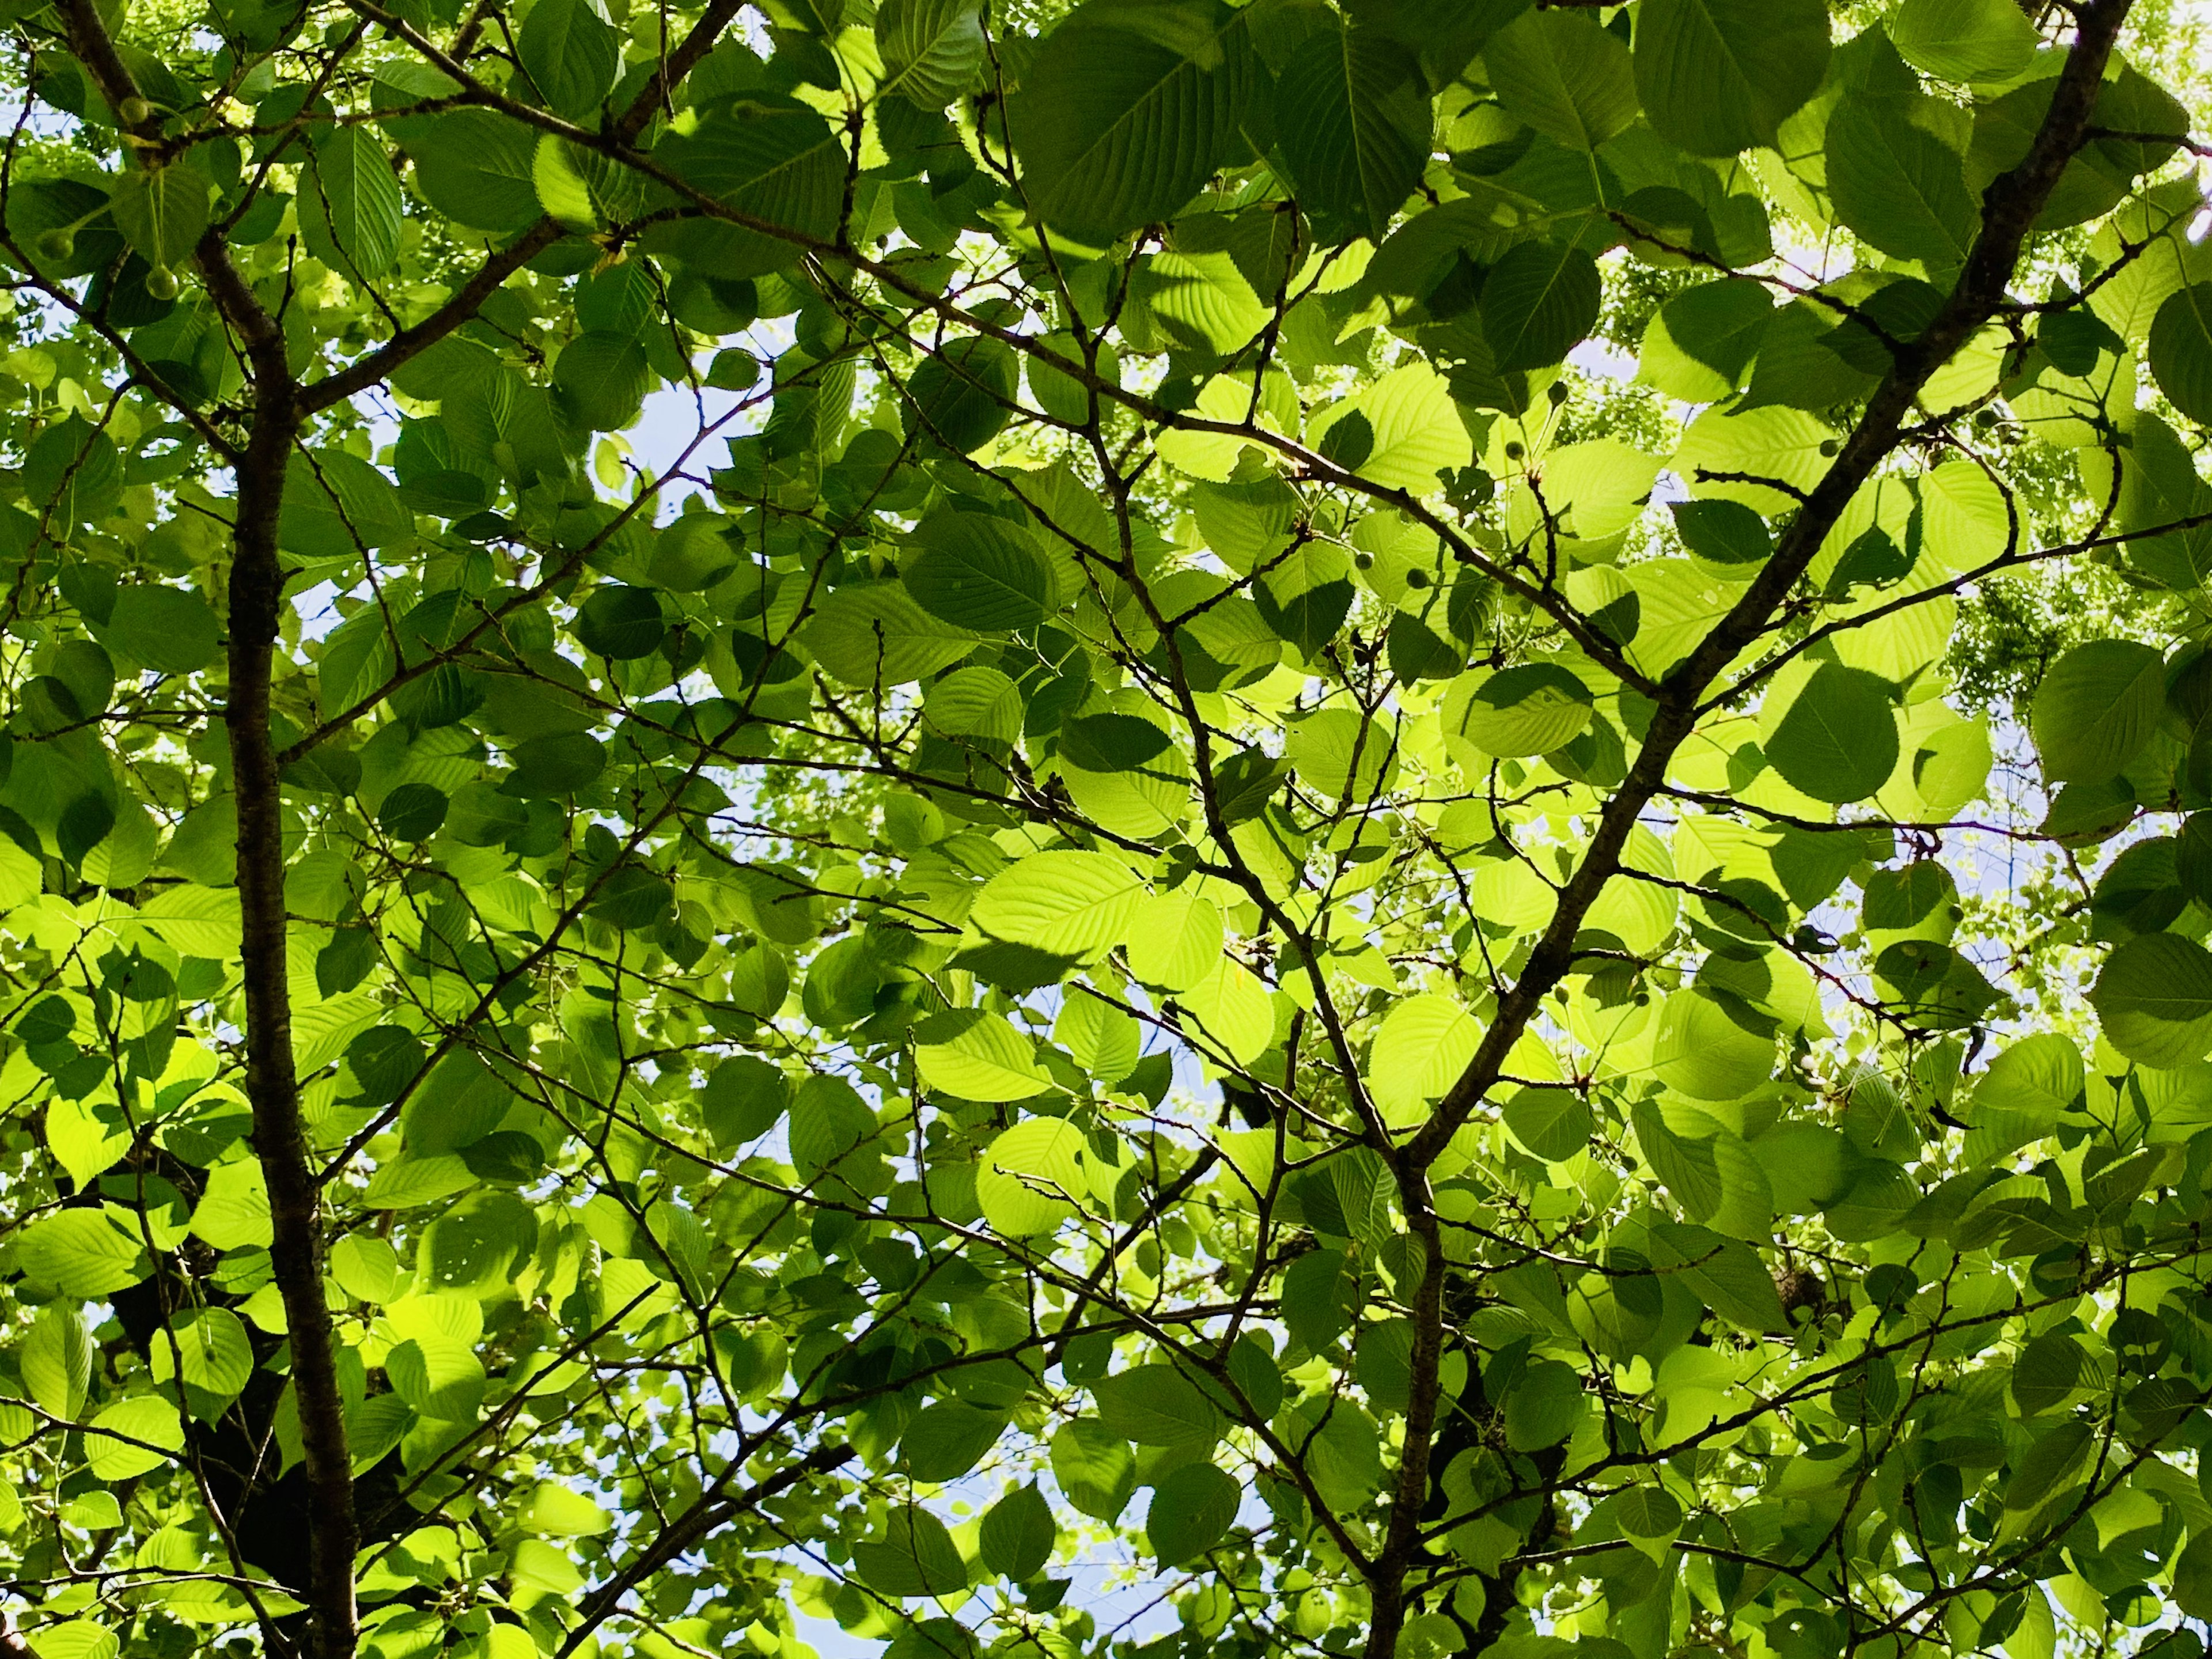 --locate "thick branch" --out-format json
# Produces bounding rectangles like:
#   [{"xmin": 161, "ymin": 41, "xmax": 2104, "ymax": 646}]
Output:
[
  {"xmin": 301, "ymin": 0, "xmax": 747, "ymax": 412},
  {"xmin": 1403, "ymin": 0, "xmax": 2137, "ymax": 1171},
  {"xmin": 1372, "ymin": 6, "xmax": 2141, "ymax": 1656},
  {"xmin": 51, "ymin": 6, "xmax": 358, "ymax": 1656}
]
